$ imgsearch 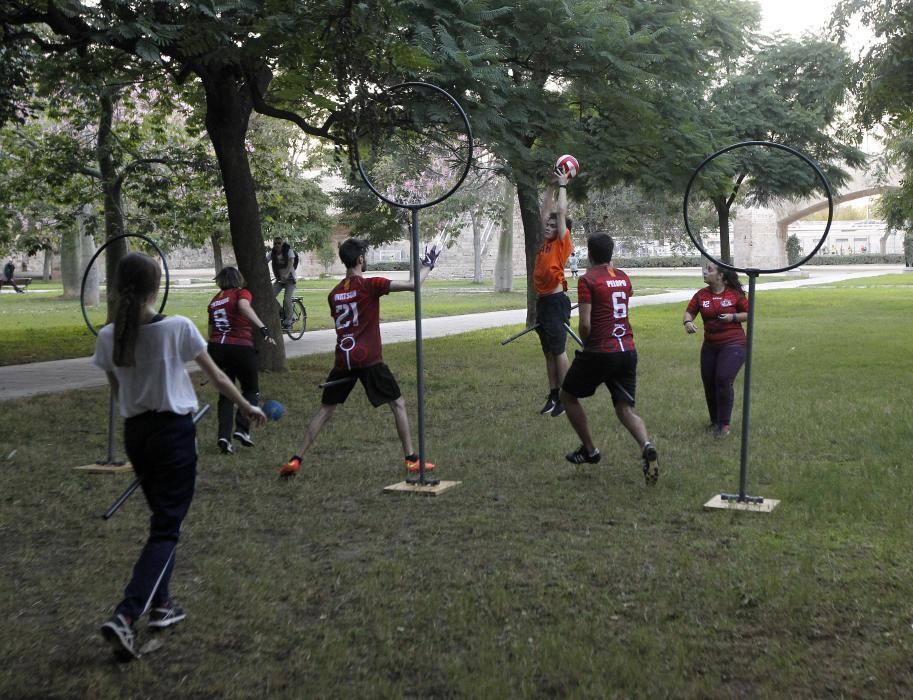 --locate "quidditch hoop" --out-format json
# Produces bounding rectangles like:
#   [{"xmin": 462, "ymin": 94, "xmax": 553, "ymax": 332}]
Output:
[
  {"xmin": 80, "ymin": 233, "xmax": 171, "ymax": 336},
  {"xmin": 682, "ymin": 141, "xmax": 834, "ymax": 274},
  {"xmin": 356, "ymin": 81, "xmax": 473, "ymax": 211}
]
